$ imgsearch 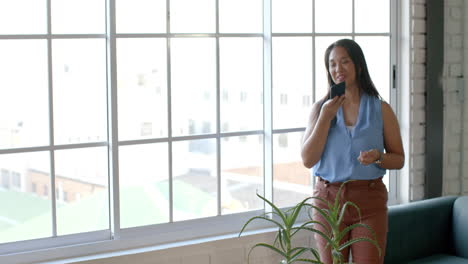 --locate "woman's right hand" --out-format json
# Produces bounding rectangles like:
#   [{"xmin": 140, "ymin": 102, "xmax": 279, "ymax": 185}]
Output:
[{"xmin": 319, "ymin": 95, "xmax": 345, "ymax": 122}]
